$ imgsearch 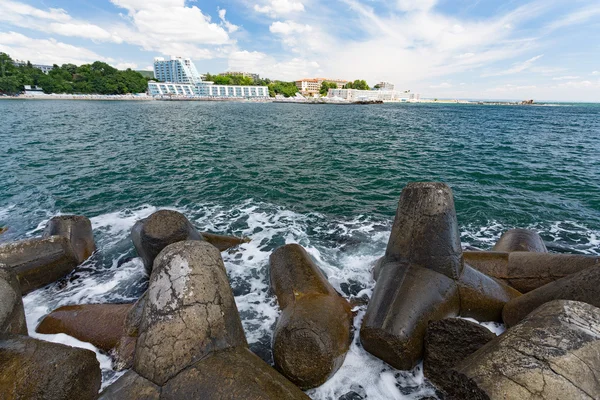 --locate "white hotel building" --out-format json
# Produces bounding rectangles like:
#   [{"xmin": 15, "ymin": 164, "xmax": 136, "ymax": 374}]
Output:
[{"xmin": 148, "ymin": 56, "xmax": 268, "ymax": 98}]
